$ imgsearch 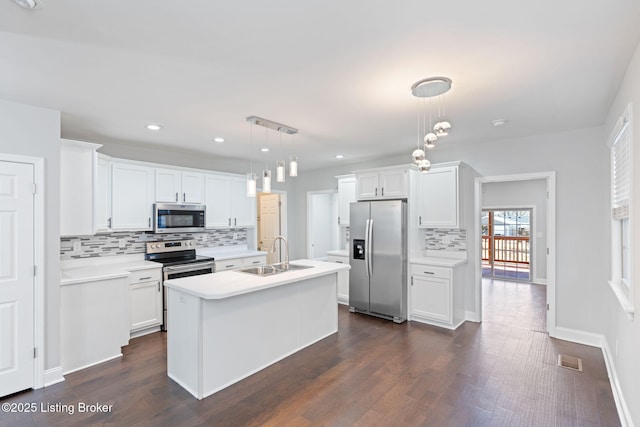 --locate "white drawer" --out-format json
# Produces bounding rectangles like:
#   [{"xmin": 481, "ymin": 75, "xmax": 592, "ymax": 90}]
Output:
[
  {"xmin": 327, "ymin": 255, "xmax": 348, "ymax": 264},
  {"xmin": 242, "ymin": 256, "xmax": 266, "ymax": 267},
  {"xmin": 128, "ymin": 268, "xmax": 162, "ymax": 284},
  {"xmin": 410, "ymin": 264, "xmax": 450, "ymax": 279},
  {"xmin": 215, "ymin": 259, "xmax": 243, "ymax": 271}
]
